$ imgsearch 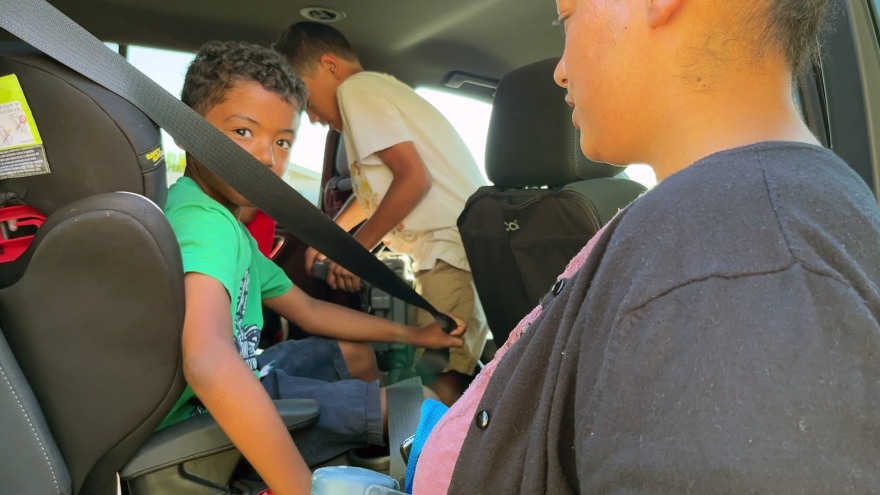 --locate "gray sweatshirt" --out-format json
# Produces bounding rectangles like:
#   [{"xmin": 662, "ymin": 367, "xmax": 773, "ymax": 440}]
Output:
[{"xmin": 449, "ymin": 142, "xmax": 880, "ymax": 494}]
